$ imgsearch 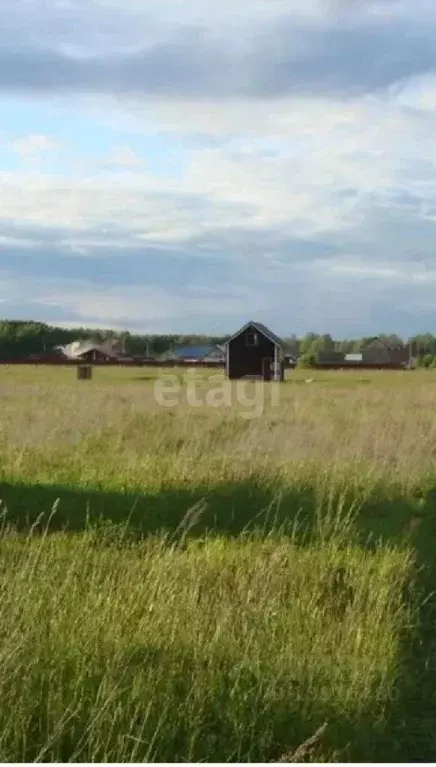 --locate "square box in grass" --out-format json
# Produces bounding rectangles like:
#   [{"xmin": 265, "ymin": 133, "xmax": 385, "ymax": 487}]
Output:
[{"xmin": 77, "ymin": 365, "xmax": 93, "ymax": 381}]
